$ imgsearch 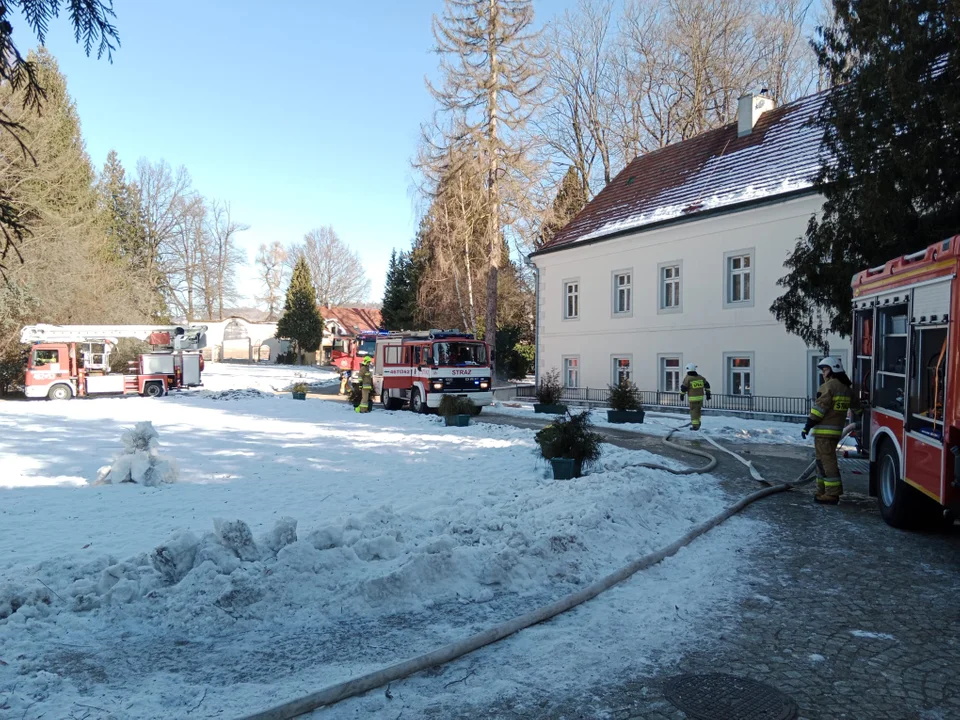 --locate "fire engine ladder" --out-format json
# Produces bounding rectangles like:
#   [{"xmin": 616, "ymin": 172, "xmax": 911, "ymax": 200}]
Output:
[{"xmin": 19, "ymin": 324, "xmax": 208, "ymax": 350}]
